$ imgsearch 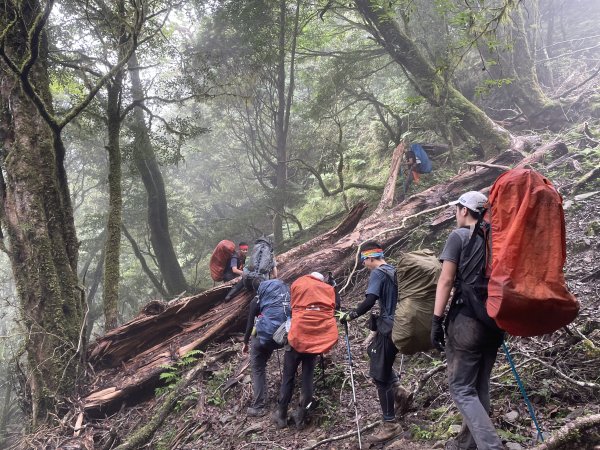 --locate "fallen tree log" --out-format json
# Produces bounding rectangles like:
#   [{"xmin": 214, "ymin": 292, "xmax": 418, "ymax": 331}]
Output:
[
  {"xmin": 531, "ymin": 413, "xmax": 600, "ymax": 450},
  {"xmin": 82, "ymin": 142, "xmax": 568, "ymax": 414}
]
